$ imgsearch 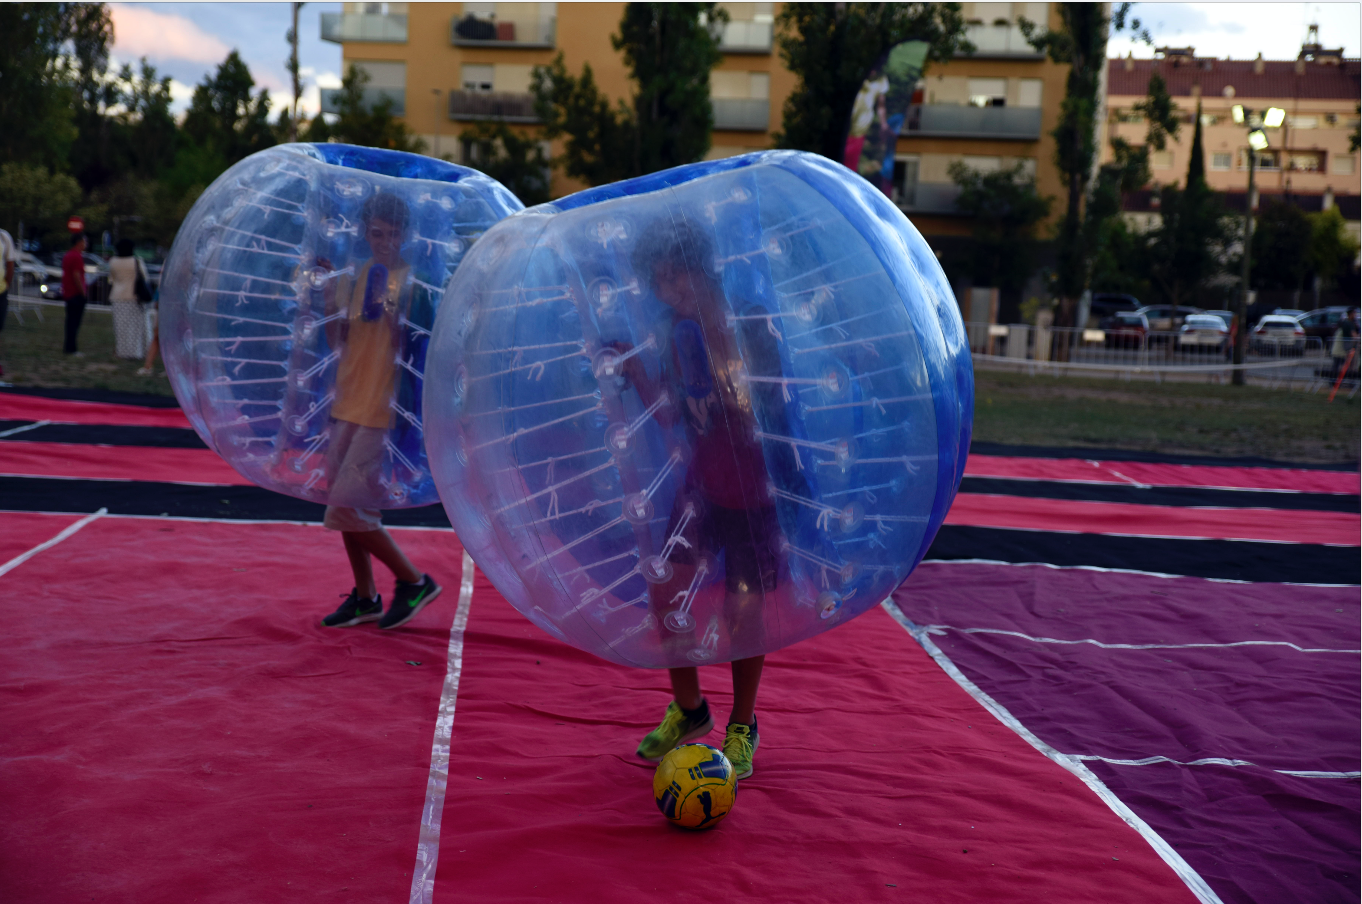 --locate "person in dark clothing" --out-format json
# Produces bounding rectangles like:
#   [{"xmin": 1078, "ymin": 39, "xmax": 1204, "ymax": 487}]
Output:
[{"xmin": 61, "ymin": 234, "xmax": 89, "ymax": 356}]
